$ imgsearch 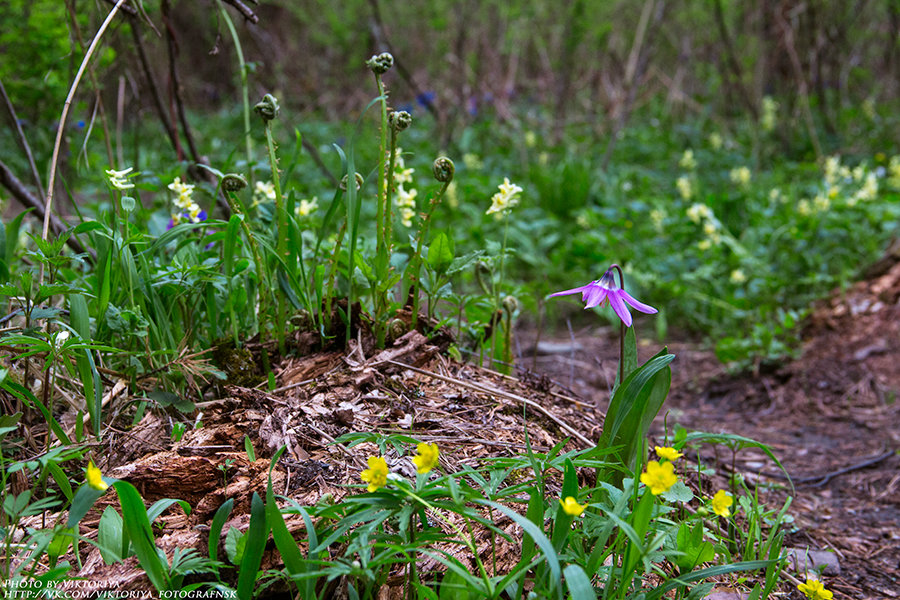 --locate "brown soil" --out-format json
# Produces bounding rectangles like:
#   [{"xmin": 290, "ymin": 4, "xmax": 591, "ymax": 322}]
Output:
[{"xmin": 17, "ymin": 264, "xmax": 900, "ymax": 598}]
